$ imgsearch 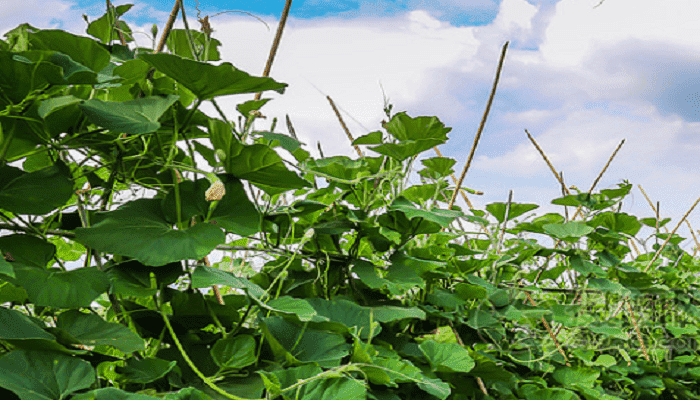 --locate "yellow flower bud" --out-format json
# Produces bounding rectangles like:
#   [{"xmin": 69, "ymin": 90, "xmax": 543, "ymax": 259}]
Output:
[{"xmin": 205, "ymin": 180, "xmax": 225, "ymax": 201}]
